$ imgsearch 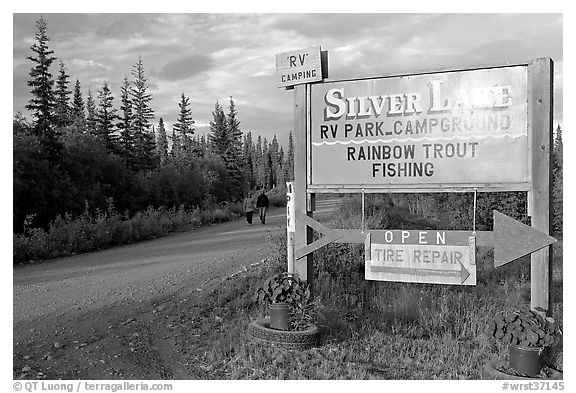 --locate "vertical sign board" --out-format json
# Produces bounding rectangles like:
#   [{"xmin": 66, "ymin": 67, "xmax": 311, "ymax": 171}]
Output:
[
  {"xmin": 286, "ymin": 182, "xmax": 296, "ymax": 274},
  {"xmin": 365, "ymin": 231, "xmax": 476, "ymax": 286},
  {"xmin": 276, "ymin": 46, "xmax": 323, "ymax": 88},
  {"xmin": 308, "ymin": 66, "xmax": 530, "ymax": 192}
]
